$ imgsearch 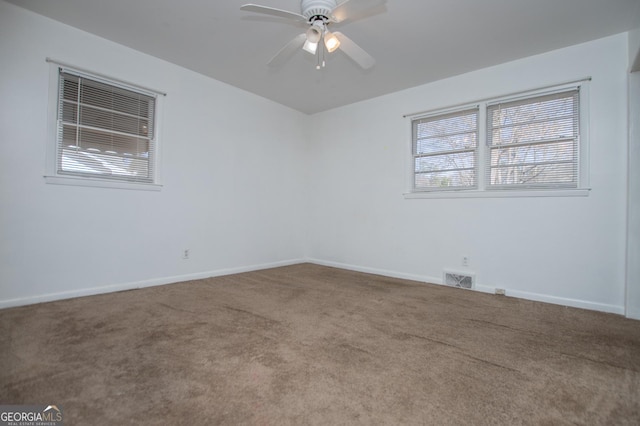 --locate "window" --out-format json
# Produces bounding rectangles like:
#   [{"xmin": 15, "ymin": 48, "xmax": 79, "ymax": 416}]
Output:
[
  {"xmin": 408, "ymin": 82, "xmax": 588, "ymax": 197},
  {"xmin": 486, "ymin": 90, "xmax": 579, "ymax": 189},
  {"xmin": 412, "ymin": 108, "xmax": 478, "ymax": 191},
  {"xmin": 46, "ymin": 62, "xmax": 163, "ymax": 189}
]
